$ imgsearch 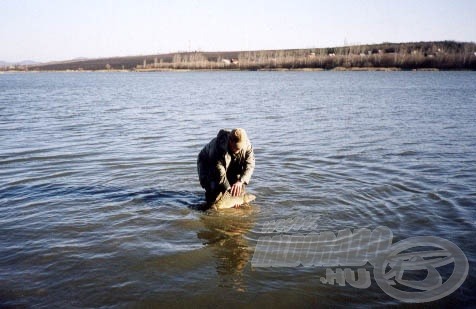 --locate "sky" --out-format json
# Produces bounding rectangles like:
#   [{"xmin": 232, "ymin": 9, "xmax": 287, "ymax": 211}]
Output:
[{"xmin": 1, "ymin": 0, "xmax": 475, "ymax": 63}]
